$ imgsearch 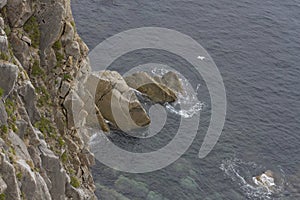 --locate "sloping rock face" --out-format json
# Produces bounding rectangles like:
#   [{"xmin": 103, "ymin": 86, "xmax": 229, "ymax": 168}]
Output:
[
  {"xmin": 86, "ymin": 71, "xmax": 150, "ymax": 132},
  {"xmin": 0, "ymin": 0, "xmax": 97, "ymax": 199},
  {"xmin": 161, "ymin": 71, "xmax": 183, "ymax": 94},
  {"xmin": 0, "ymin": 63, "xmax": 18, "ymax": 99},
  {"xmin": 125, "ymin": 72, "xmax": 178, "ymax": 103}
]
